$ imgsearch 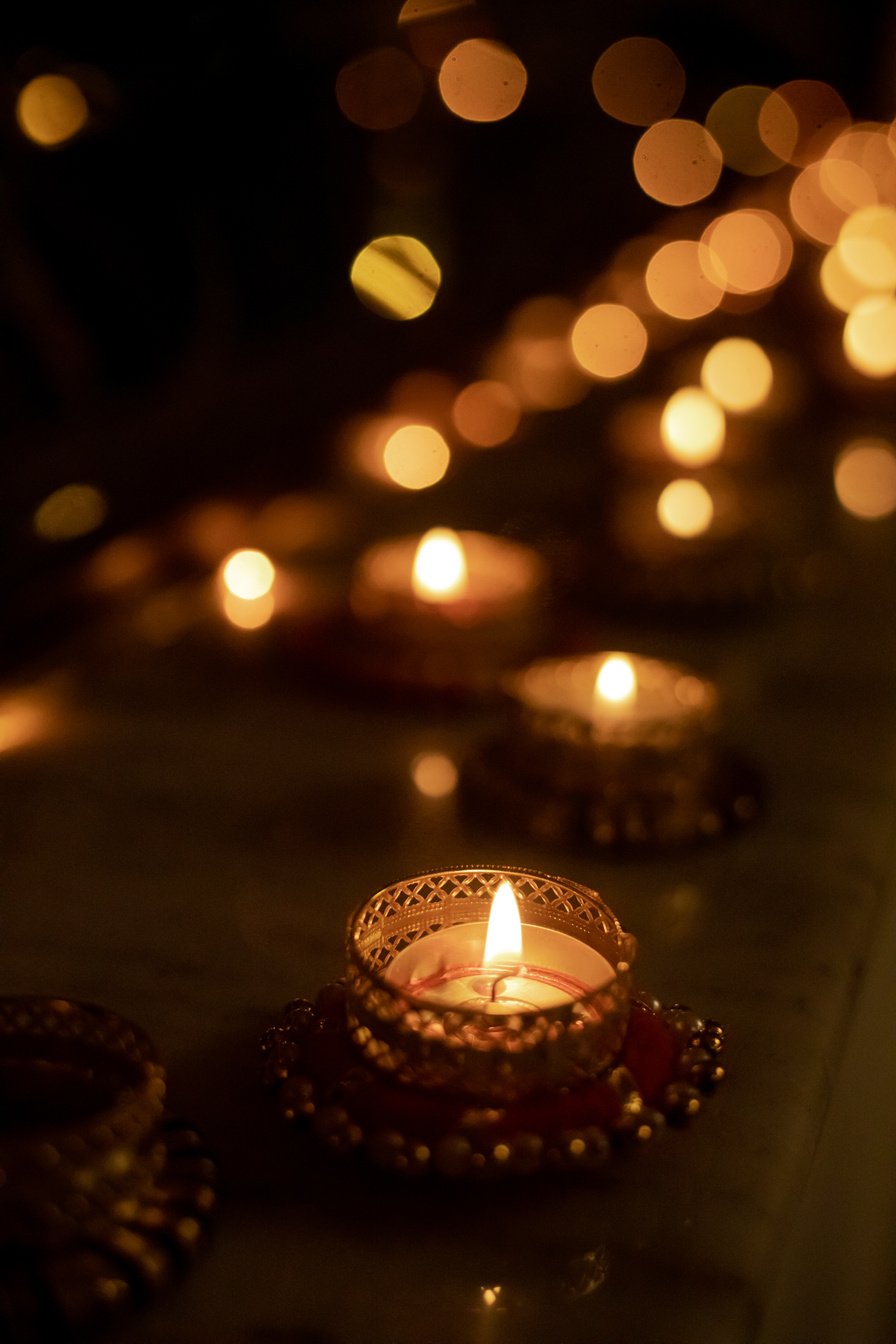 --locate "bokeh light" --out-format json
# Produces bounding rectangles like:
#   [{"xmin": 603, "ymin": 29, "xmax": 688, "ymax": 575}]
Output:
[
  {"xmin": 819, "ymin": 245, "xmax": 883, "ymax": 313},
  {"xmin": 660, "ymin": 388, "xmax": 725, "ymax": 466},
  {"xmin": 701, "ymin": 209, "xmax": 792, "ymax": 293},
  {"xmin": 789, "ymin": 160, "xmax": 877, "ymax": 246},
  {"xmin": 843, "ymin": 295, "xmax": 896, "ymax": 377},
  {"xmin": 389, "ymin": 369, "xmax": 458, "ymax": 425},
  {"xmin": 644, "ymin": 240, "xmax": 726, "ymax": 319},
  {"xmin": 595, "ymin": 654, "xmax": 637, "ymax": 704},
  {"xmin": 758, "ymin": 80, "xmax": 850, "ymax": 167},
  {"xmin": 834, "ymin": 438, "xmax": 896, "ymax": 518},
  {"xmin": 492, "ymin": 296, "xmax": 589, "ymax": 409},
  {"xmin": 220, "ymin": 549, "xmax": 276, "ymax": 600},
  {"xmin": 34, "ymin": 484, "xmax": 107, "ymax": 541},
  {"xmin": 383, "ymin": 423, "xmax": 451, "ymax": 489},
  {"xmin": 705, "ymin": 85, "xmax": 783, "ymax": 176},
  {"xmin": 838, "ymin": 205, "xmax": 896, "ymax": 290},
  {"xmin": 0, "ymin": 691, "xmax": 52, "ymax": 754},
  {"xmin": 701, "ymin": 338, "xmax": 773, "ymax": 412},
  {"xmin": 438, "ymin": 39, "xmax": 526, "ymax": 122},
  {"xmin": 569, "ymin": 303, "xmax": 648, "ymax": 379},
  {"xmin": 633, "ymin": 120, "xmax": 723, "ymax": 207},
  {"xmin": 411, "ymin": 751, "xmax": 459, "ymax": 797},
  {"xmin": 350, "ymin": 235, "xmax": 441, "ymax": 319},
  {"xmin": 399, "ymin": 1, "xmax": 490, "ymax": 70},
  {"xmin": 335, "ymin": 47, "xmax": 424, "ymax": 130},
  {"xmin": 223, "ymin": 592, "xmax": 276, "ymax": 630},
  {"xmin": 16, "ymin": 74, "xmax": 88, "ymax": 147},
  {"xmin": 591, "ymin": 38, "xmax": 685, "ymax": 127},
  {"xmin": 656, "ymin": 479, "xmax": 714, "ymax": 537},
  {"xmin": 412, "ymin": 528, "xmax": 467, "ymax": 598},
  {"xmin": 86, "ymin": 535, "xmax": 155, "ymax": 593},
  {"xmin": 452, "ymin": 379, "xmax": 520, "ymax": 446}
]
